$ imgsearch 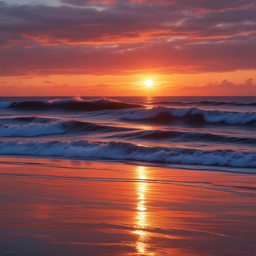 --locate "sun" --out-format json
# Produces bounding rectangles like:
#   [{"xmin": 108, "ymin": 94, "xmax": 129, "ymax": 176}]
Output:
[{"xmin": 145, "ymin": 79, "xmax": 153, "ymax": 87}]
